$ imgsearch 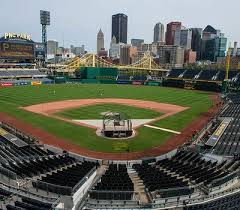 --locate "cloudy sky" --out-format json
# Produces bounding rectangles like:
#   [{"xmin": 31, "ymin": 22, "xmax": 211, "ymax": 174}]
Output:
[{"xmin": 0, "ymin": 0, "xmax": 238, "ymax": 51}]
